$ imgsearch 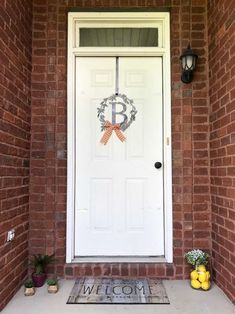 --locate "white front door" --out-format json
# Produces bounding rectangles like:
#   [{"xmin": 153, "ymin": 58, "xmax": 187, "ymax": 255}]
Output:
[{"xmin": 75, "ymin": 57, "xmax": 164, "ymax": 256}]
